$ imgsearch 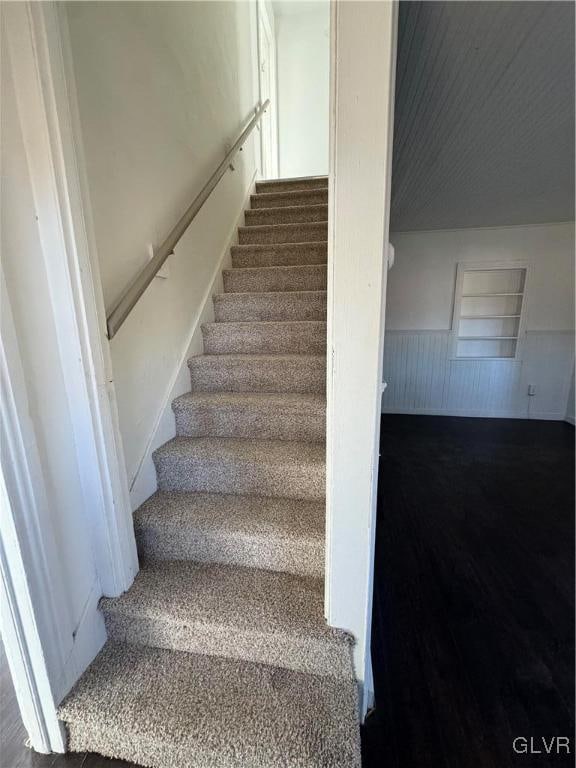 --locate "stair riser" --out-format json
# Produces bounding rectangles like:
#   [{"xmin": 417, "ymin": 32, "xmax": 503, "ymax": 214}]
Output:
[
  {"xmin": 188, "ymin": 357, "xmax": 326, "ymax": 393},
  {"xmin": 103, "ymin": 613, "xmax": 349, "ymax": 679},
  {"xmin": 202, "ymin": 323, "xmax": 326, "ymax": 355},
  {"xmin": 239, "ymin": 222, "xmax": 327, "ymax": 245},
  {"xmin": 245, "ymin": 205, "xmax": 327, "ymax": 226},
  {"xmin": 223, "ymin": 266, "xmax": 327, "ymax": 294},
  {"xmin": 256, "ymin": 177, "xmax": 328, "ymax": 194},
  {"xmin": 231, "ymin": 242, "xmax": 327, "ymax": 269},
  {"xmin": 251, "ymin": 189, "xmax": 328, "ymax": 209},
  {"xmin": 153, "ymin": 452, "xmax": 325, "ymax": 499},
  {"xmin": 213, "ymin": 292, "xmax": 326, "ymax": 322},
  {"xmin": 135, "ymin": 524, "xmax": 324, "ymax": 578},
  {"xmin": 173, "ymin": 404, "xmax": 325, "ymax": 442}
]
